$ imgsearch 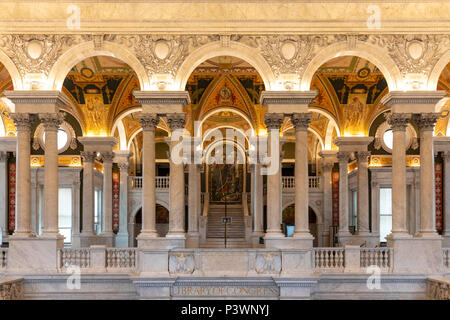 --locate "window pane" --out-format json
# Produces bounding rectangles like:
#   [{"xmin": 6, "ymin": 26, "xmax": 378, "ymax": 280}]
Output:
[
  {"xmin": 380, "ymin": 215, "xmax": 392, "ymax": 242},
  {"xmin": 58, "ymin": 188, "xmax": 72, "ymax": 243},
  {"xmin": 379, "ymin": 188, "xmax": 392, "ymax": 215}
]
